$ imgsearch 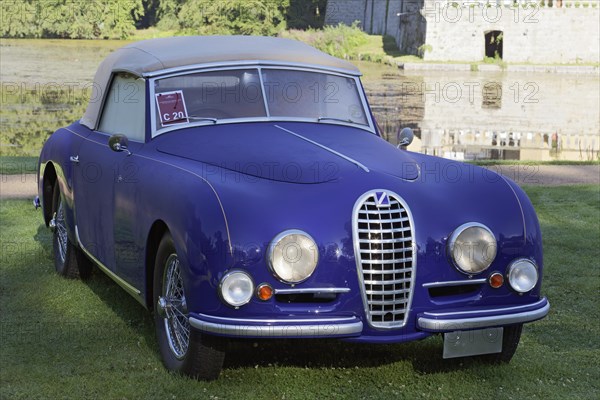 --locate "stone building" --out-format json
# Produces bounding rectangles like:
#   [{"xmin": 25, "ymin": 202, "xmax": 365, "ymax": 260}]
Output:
[{"xmin": 325, "ymin": 0, "xmax": 600, "ymax": 64}]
